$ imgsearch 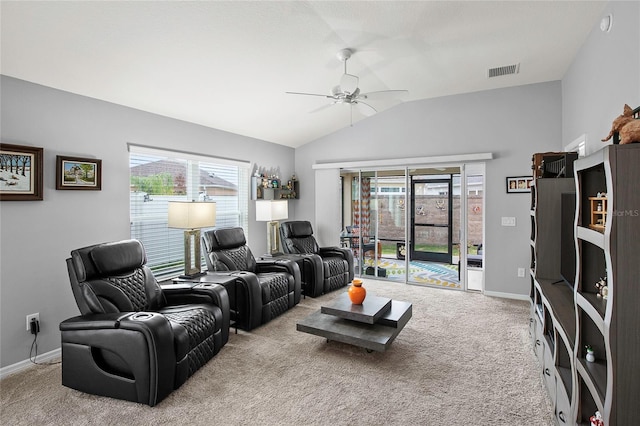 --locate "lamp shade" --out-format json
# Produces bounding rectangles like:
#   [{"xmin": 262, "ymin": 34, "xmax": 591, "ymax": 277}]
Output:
[
  {"xmin": 256, "ymin": 200, "xmax": 288, "ymax": 222},
  {"xmin": 168, "ymin": 201, "xmax": 216, "ymax": 229}
]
